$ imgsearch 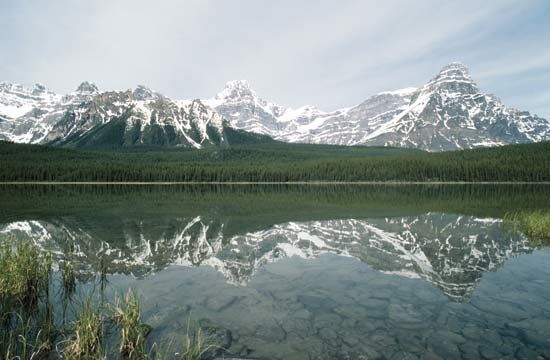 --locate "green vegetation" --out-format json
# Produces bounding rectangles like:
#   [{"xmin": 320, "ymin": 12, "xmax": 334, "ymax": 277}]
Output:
[
  {"xmin": 504, "ymin": 211, "xmax": 550, "ymax": 245},
  {"xmin": 111, "ymin": 290, "xmax": 149, "ymax": 358},
  {"xmin": 63, "ymin": 300, "xmax": 105, "ymax": 359},
  {"xmin": 2, "ymin": 140, "xmax": 550, "ymax": 182},
  {"xmin": 0, "ymin": 241, "xmax": 219, "ymax": 359},
  {"xmin": 60, "ymin": 261, "xmax": 77, "ymax": 299},
  {"xmin": 0, "ymin": 241, "xmax": 55, "ymax": 358},
  {"xmin": 180, "ymin": 323, "xmax": 217, "ymax": 360},
  {"xmin": 0, "ymin": 241, "xmax": 52, "ymax": 310}
]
